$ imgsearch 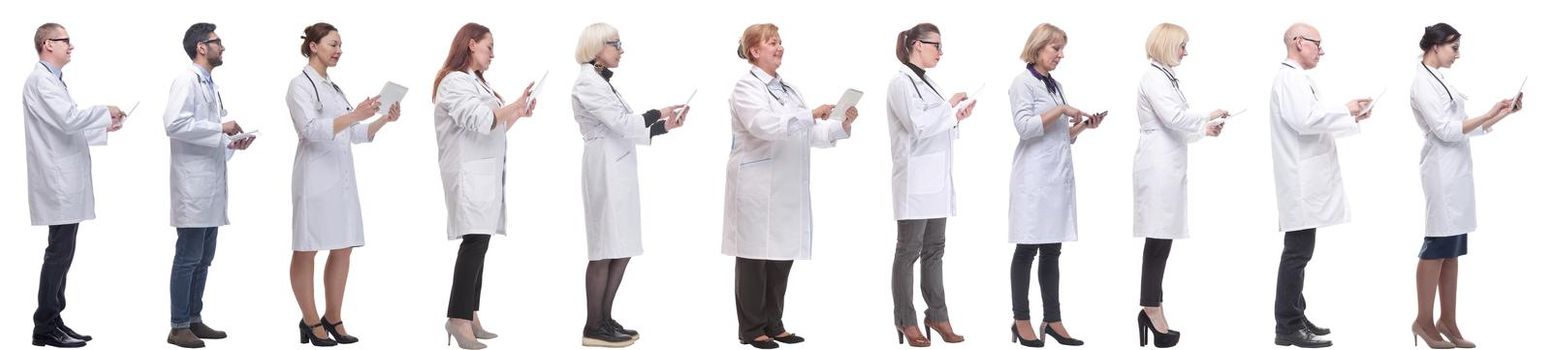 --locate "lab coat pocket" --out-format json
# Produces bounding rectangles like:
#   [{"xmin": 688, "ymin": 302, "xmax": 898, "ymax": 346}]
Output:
[
  {"xmin": 46, "ymin": 151, "xmax": 90, "ymax": 196},
  {"xmin": 1297, "ymin": 152, "xmax": 1336, "ymax": 207},
  {"xmin": 907, "ymin": 152, "xmax": 947, "ymax": 194},
  {"xmin": 458, "ymin": 158, "xmax": 503, "ymax": 223},
  {"xmin": 735, "ymin": 158, "xmax": 774, "ymax": 214}
]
